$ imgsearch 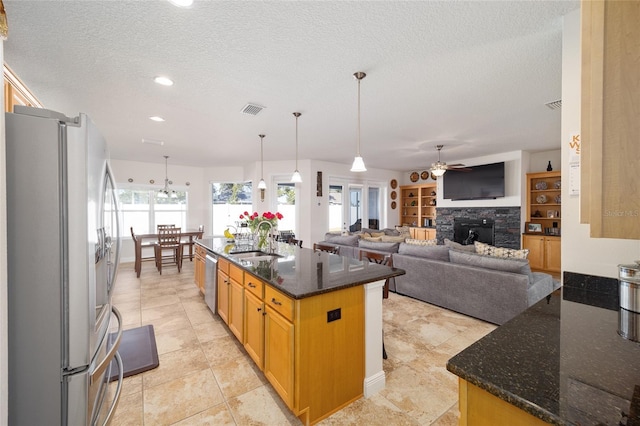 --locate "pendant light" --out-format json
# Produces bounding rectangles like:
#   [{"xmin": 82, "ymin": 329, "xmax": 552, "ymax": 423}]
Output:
[
  {"xmin": 258, "ymin": 135, "xmax": 267, "ymax": 202},
  {"xmin": 350, "ymin": 71, "xmax": 367, "ymax": 172},
  {"xmin": 158, "ymin": 155, "xmax": 177, "ymax": 198},
  {"xmin": 291, "ymin": 112, "xmax": 302, "ymax": 183}
]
